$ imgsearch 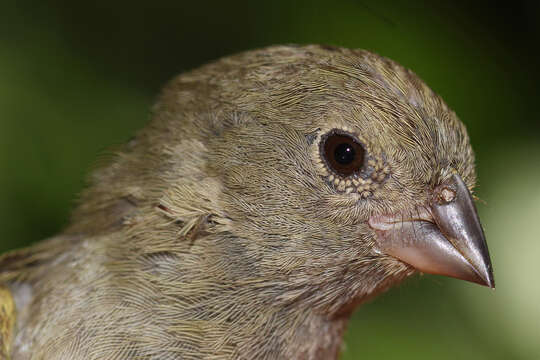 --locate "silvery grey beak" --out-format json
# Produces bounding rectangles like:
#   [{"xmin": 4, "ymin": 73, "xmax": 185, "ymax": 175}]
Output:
[{"xmin": 369, "ymin": 174, "xmax": 495, "ymax": 288}]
